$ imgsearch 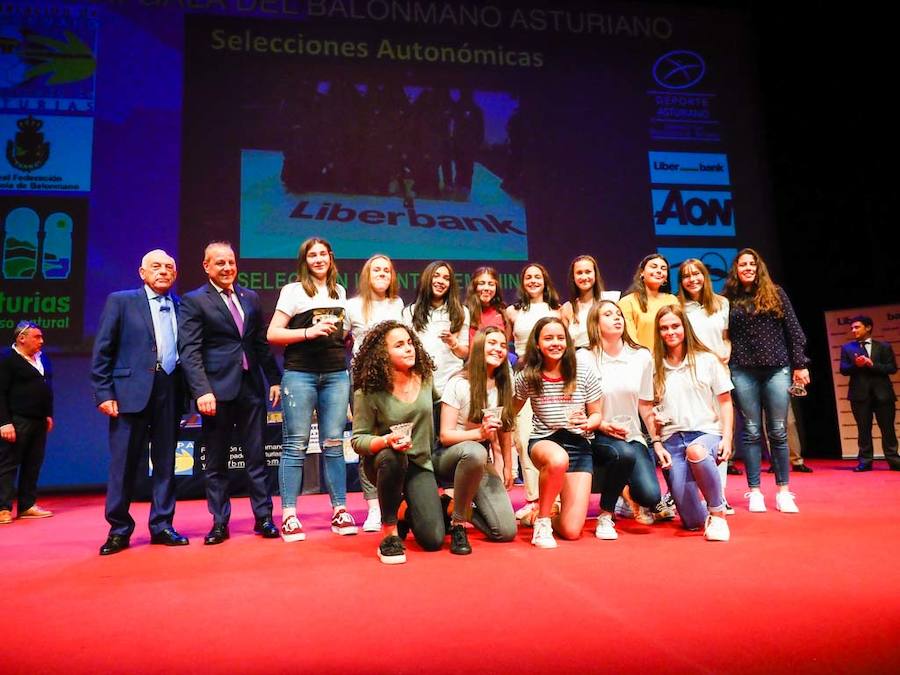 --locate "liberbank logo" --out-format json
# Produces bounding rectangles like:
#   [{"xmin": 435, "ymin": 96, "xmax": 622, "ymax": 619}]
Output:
[{"xmin": 649, "ymin": 151, "xmax": 729, "ymax": 185}]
